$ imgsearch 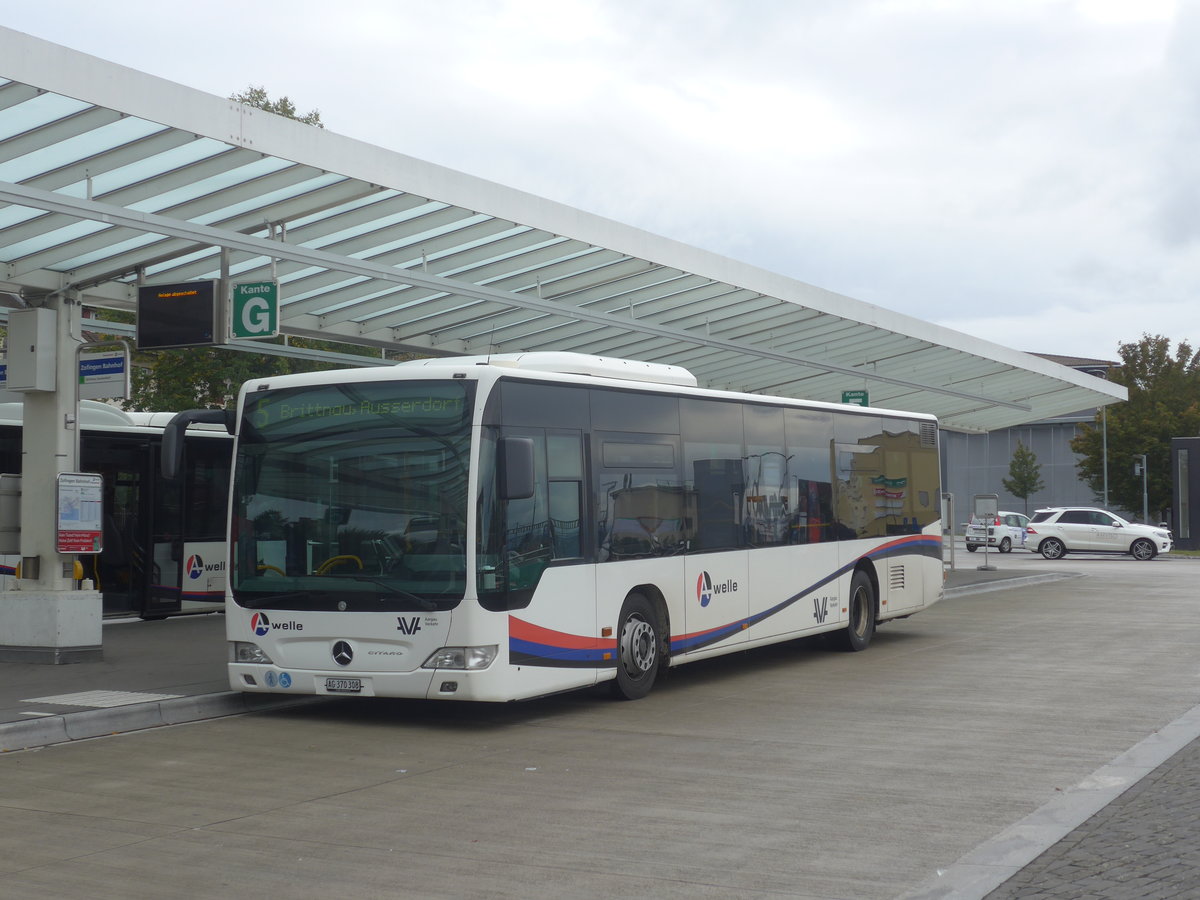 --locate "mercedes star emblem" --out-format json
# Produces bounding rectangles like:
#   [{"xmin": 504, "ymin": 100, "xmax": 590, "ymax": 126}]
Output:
[{"xmin": 332, "ymin": 640, "xmax": 353, "ymax": 666}]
